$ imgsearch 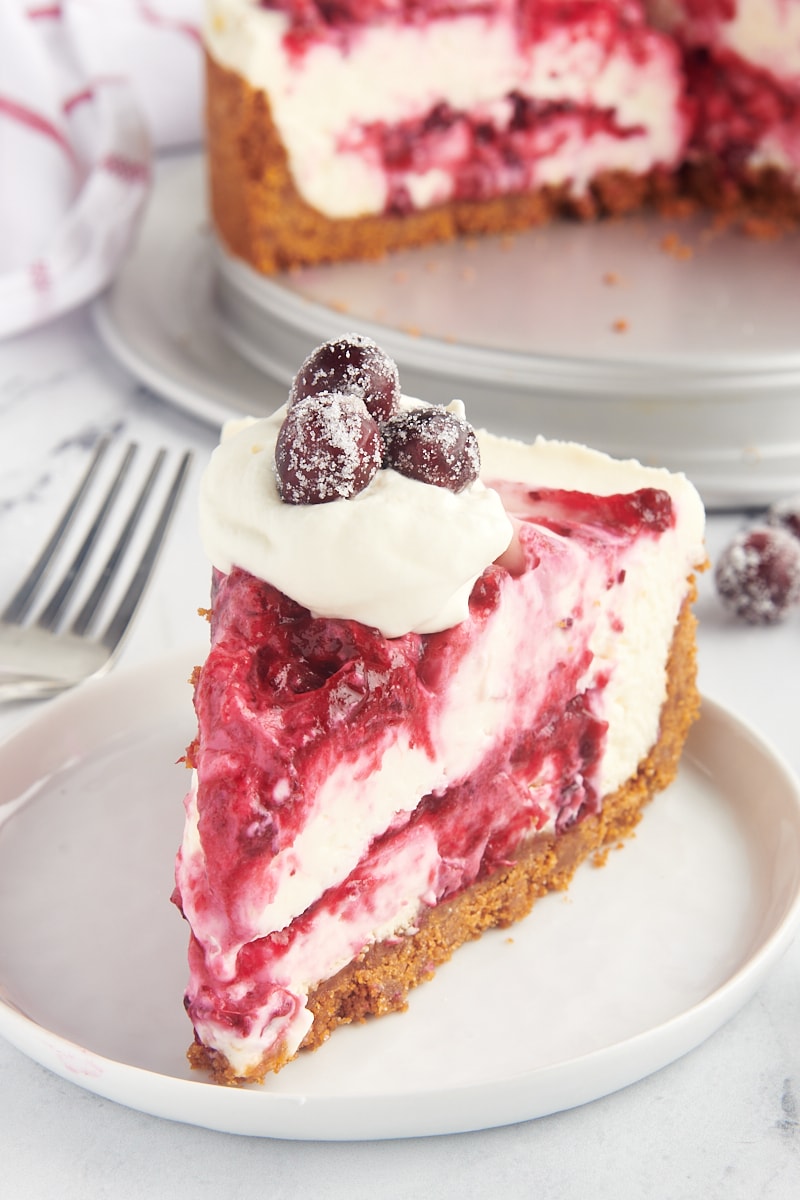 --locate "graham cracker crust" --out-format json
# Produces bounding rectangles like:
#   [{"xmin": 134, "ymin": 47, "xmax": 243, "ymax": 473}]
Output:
[{"xmin": 189, "ymin": 588, "xmax": 700, "ymax": 1086}]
